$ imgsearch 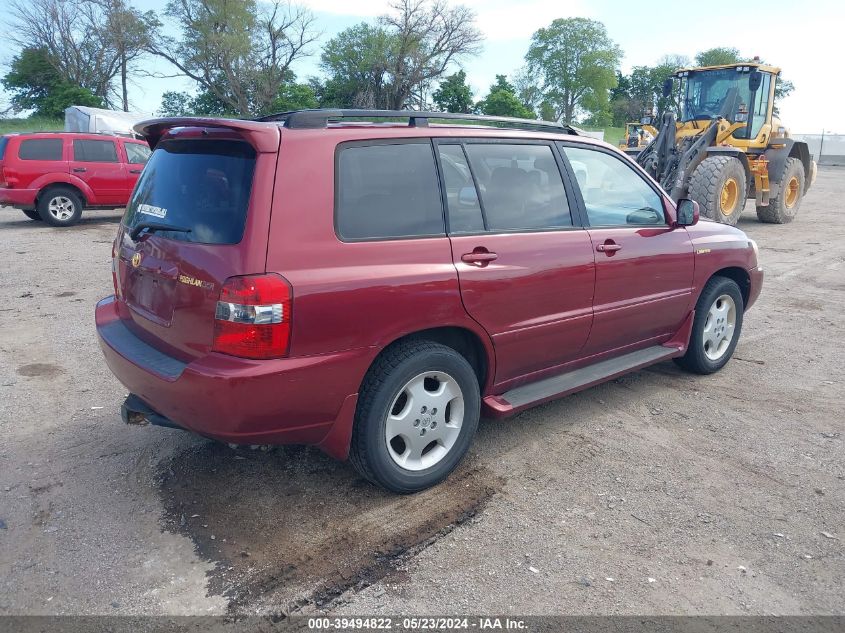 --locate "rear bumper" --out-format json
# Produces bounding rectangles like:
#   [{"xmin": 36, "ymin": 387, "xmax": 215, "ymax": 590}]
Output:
[
  {"xmin": 0, "ymin": 187, "xmax": 37, "ymax": 208},
  {"xmin": 747, "ymin": 266, "xmax": 764, "ymax": 310},
  {"xmin": 95, "ymin": 295, "xmax": 371, "ymax": 458}
]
